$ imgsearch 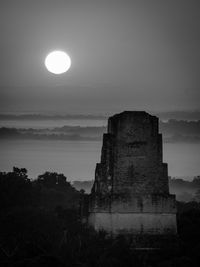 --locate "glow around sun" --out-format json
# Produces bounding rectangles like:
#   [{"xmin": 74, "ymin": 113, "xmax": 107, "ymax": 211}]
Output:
[{"xmin": 45, "ymin": 51, "xmax": 71, "ymax": 74}]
